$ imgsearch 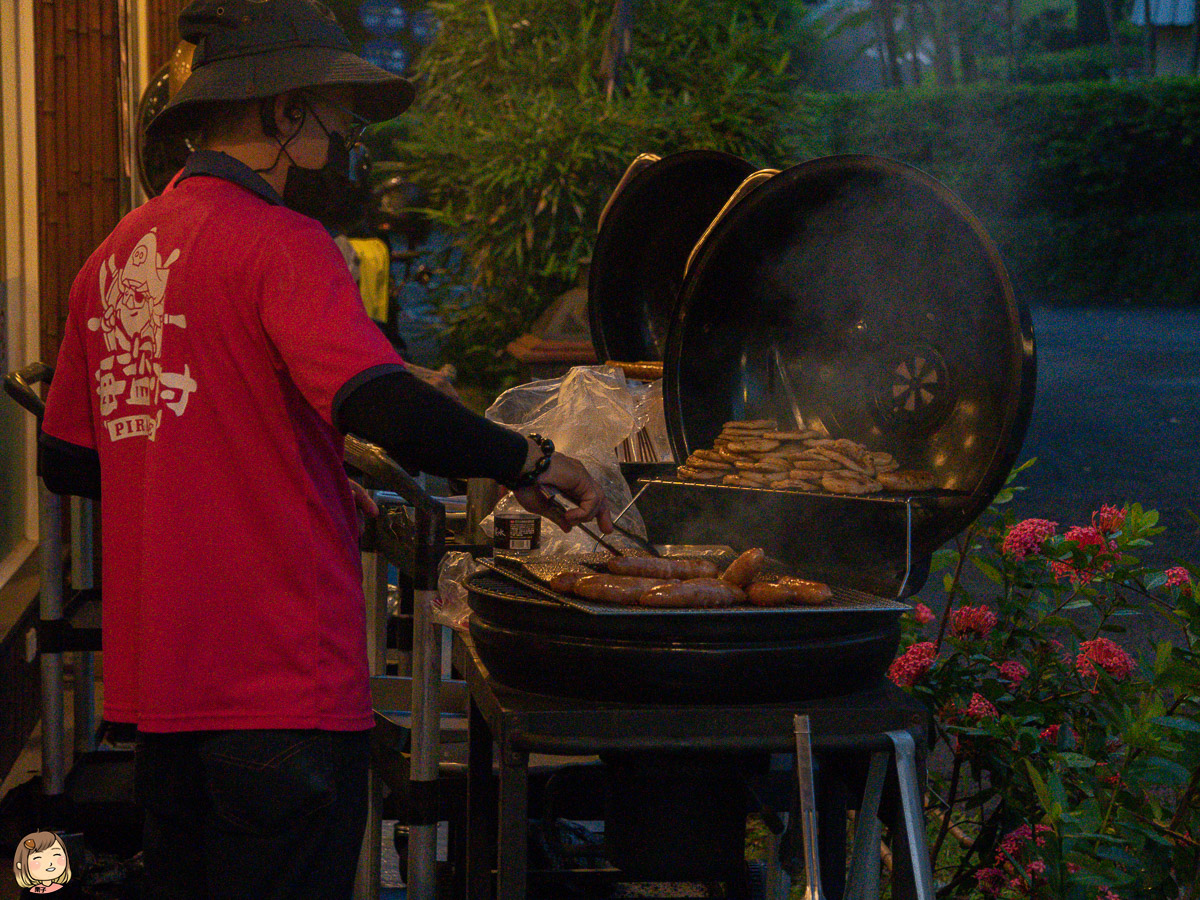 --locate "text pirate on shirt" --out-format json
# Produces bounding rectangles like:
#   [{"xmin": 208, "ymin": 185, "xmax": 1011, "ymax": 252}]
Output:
[{"xmin": 38, "ymin": 2, "xmax": 612, "ymax": 898}]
